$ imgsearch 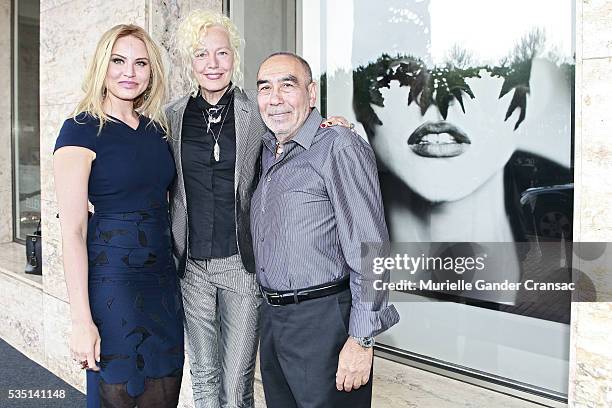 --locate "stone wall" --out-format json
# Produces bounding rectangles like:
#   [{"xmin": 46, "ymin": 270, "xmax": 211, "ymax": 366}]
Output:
[{"xmin": 569, "ymin": 1, "xmax": 612, "ymax": 407}]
